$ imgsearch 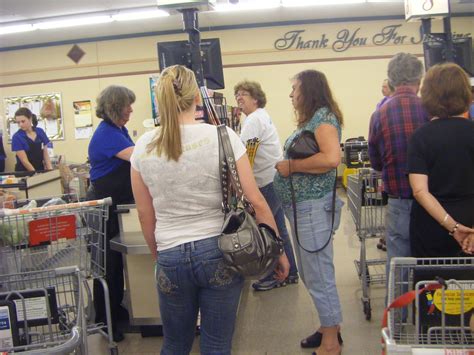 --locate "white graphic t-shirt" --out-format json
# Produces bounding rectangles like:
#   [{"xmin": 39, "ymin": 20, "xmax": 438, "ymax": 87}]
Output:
[{"xmin": 131, "ymin": 124, "xmax": 246, "ymax": 251}]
